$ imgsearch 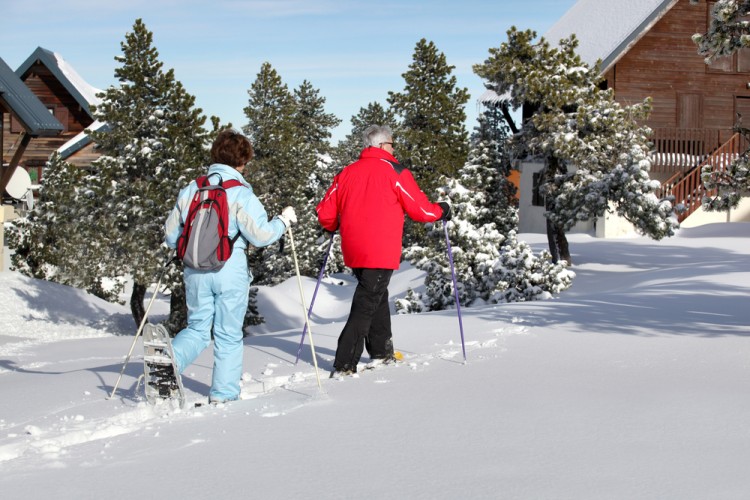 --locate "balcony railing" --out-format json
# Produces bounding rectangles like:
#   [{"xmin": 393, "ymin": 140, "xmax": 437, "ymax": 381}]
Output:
[
  {"xmin": 649, "ymin": 128, "xmax": 732, "ymax": 174},
  {"xmin": 656, "ymin": 132, "xmax": 745, "ymax": 222}
]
